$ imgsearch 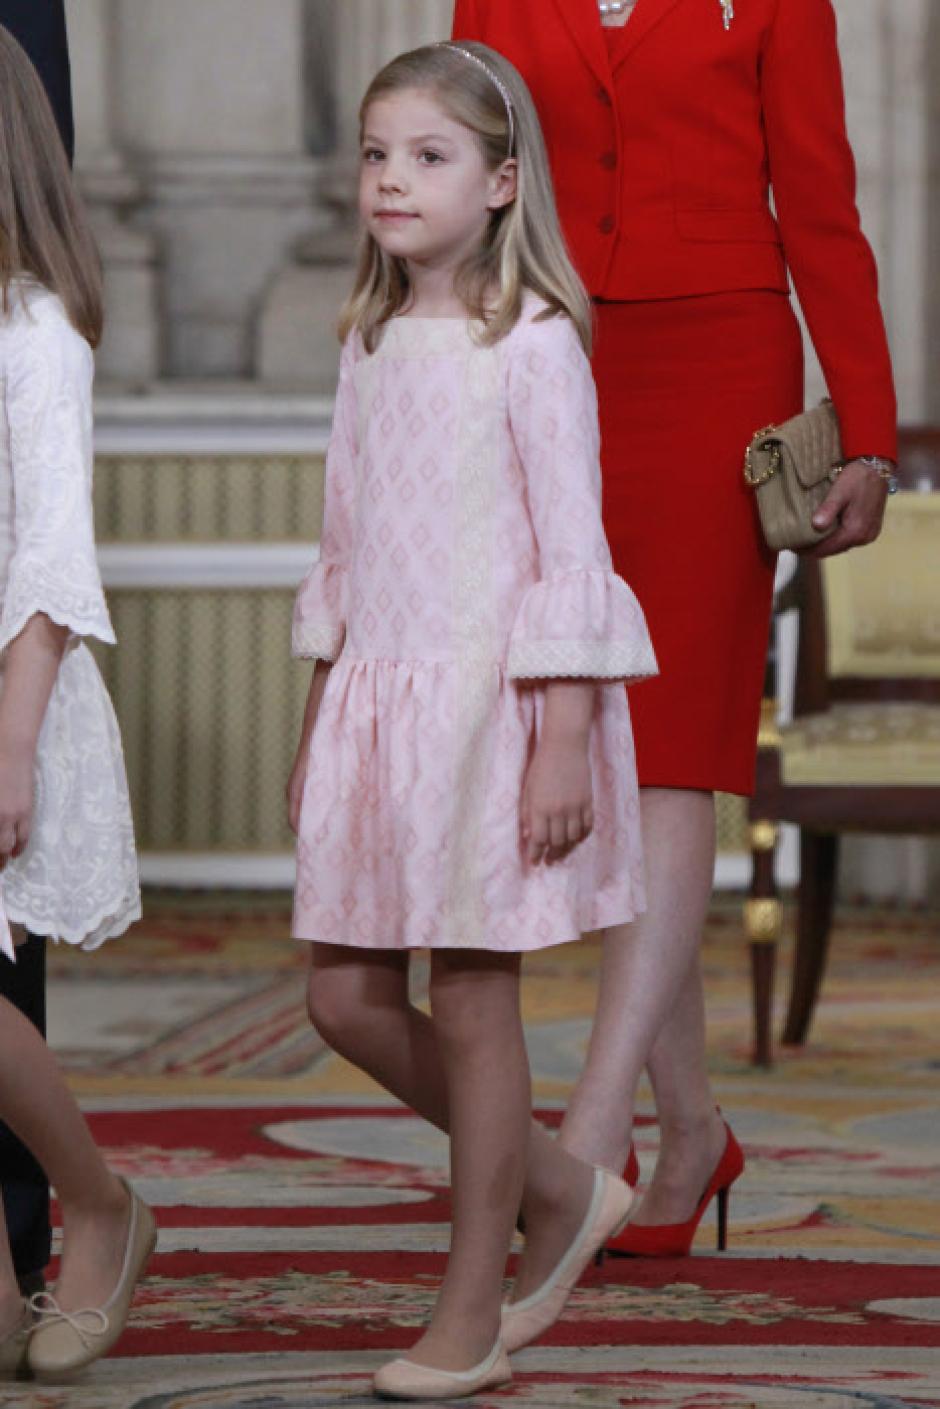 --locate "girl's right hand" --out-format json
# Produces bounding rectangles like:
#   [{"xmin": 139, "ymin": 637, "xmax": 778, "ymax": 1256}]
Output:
[{"xmin": 0, "ymin": 745, "xmax": 35, "ymax": 865}]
